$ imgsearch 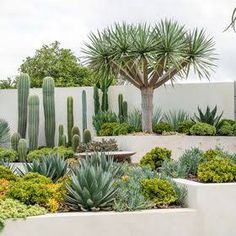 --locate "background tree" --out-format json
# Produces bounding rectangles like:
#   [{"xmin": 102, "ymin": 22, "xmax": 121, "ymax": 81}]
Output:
[
  {"xmin": 83, "ymin": 19, "xmax": 216, "ymax": 132},
  {"xmin": 19, "ymin": 41, "xmax": 95, "ymax": 87}
]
